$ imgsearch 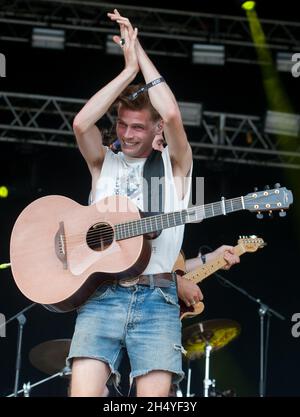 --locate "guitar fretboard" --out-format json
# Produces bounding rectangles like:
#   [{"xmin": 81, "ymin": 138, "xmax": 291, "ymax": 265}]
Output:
[
  {"xmin": 115, "ymin": 197, "xmax": 245, "ymax": 240},
  {"xmin": 184, "ymin": 244, "xmax": 246, "ymax": 284}
]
